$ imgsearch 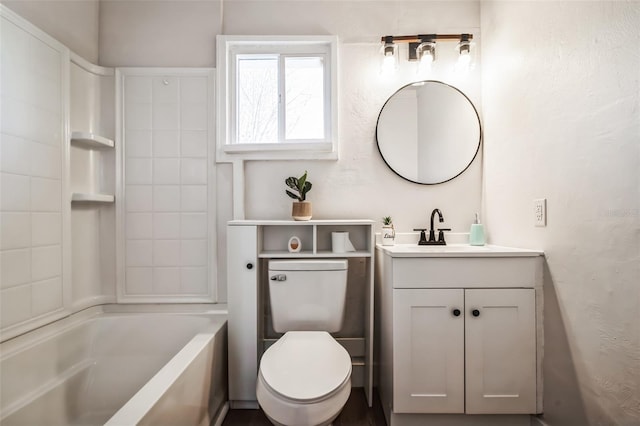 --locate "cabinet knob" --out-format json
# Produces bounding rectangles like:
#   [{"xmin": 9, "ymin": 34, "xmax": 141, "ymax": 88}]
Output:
[
  {"xmin": 452, "ymin": 308, "xmax": 461, "ymax": 317},
  {"xmin": 246, "ymin": 263, "xmax": 254, "ymax": 270},
  {"xmin": 472, "ymin": 309, "xmax": 480, "ymax": 317}
]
